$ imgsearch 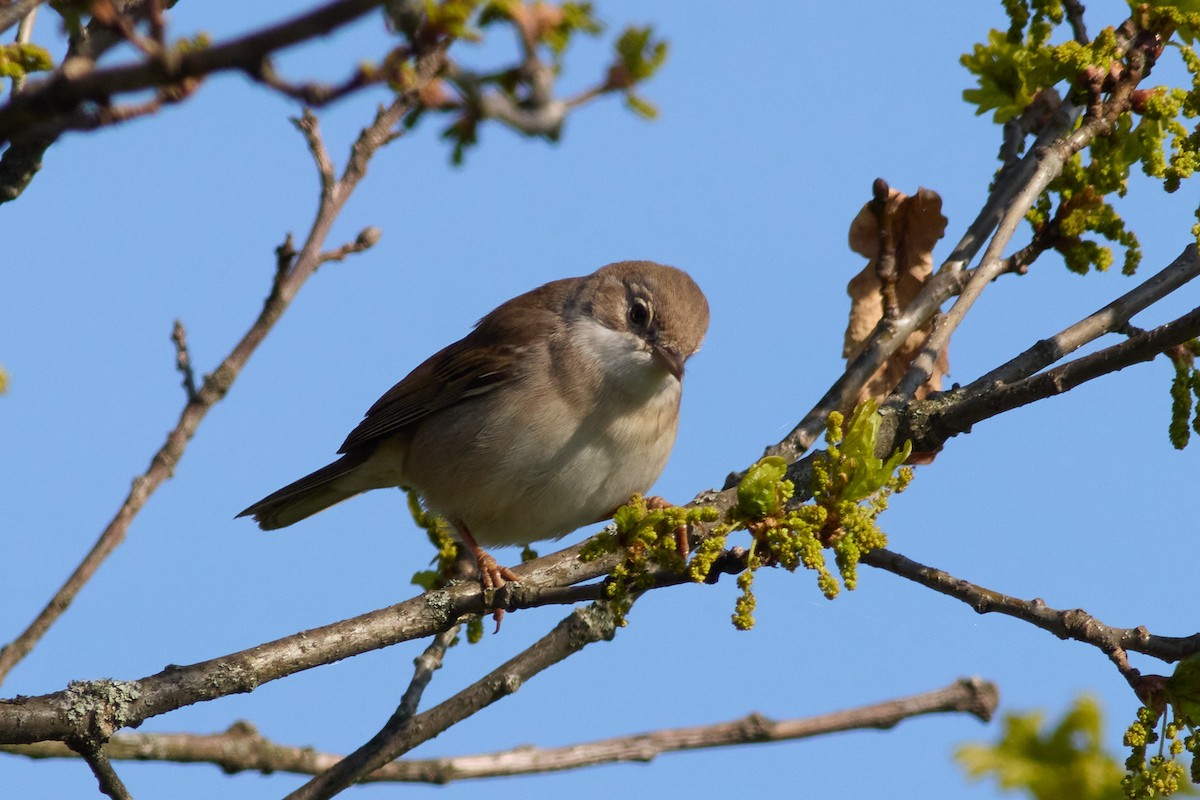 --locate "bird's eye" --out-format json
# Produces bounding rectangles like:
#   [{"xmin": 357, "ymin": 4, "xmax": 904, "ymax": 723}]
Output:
[{"xmin": 627, "ymin": 297, "xmax": 652, "ymax": 330}]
